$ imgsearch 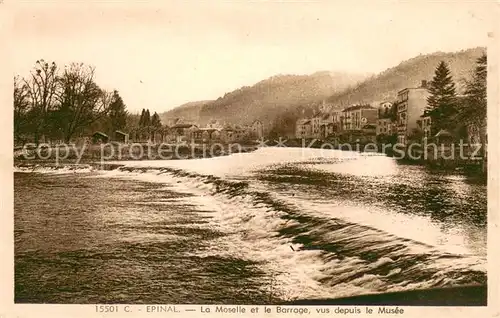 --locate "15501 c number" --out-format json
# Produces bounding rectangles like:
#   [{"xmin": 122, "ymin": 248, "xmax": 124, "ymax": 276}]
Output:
[{"xmin": 96, "ymin": 305, "xmax": 119, "ymax": 313}]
